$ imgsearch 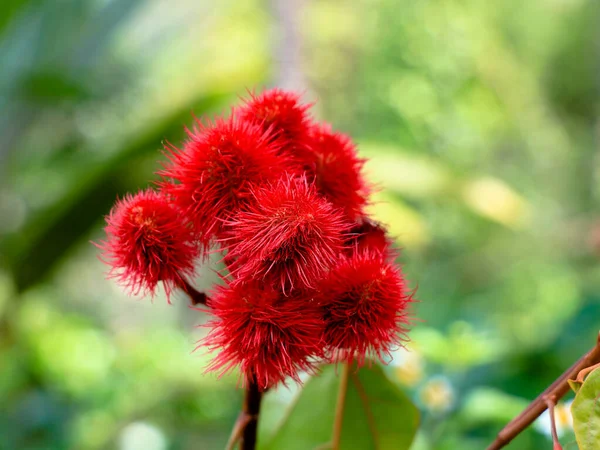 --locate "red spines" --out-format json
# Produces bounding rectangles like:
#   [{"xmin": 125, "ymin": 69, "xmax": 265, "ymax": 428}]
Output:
[
  {"xmin": 317, "ymin": 251, "xmax": 413, "ymax": 366},
  {"xmin": 159, "ymin": 115, "xmax": 293, "ymax": 247},
  {"xmin": 223, "ymin": 175, "xmax": 350, "ymax": 291},
  {"xmin": 98, "ymin": 189, "xmax": 198, "ymax": 300},
  {"xmin": 306, "ymin": 123, "xmax": 370, "ymax": 219},
  {"xmin": 203, "ymin": 282, "xmax": 323, "ymax": 390}
]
